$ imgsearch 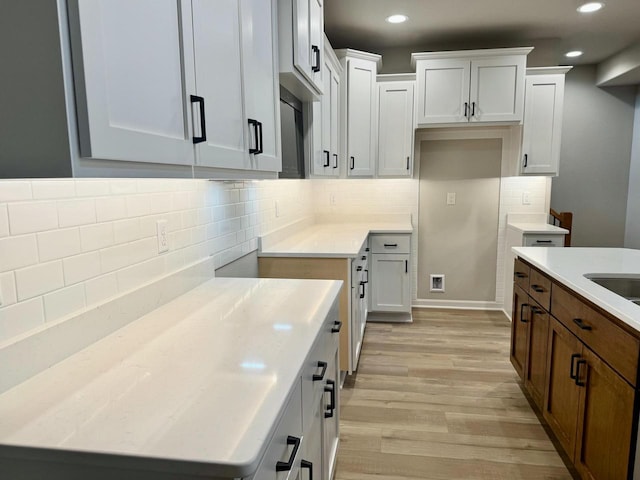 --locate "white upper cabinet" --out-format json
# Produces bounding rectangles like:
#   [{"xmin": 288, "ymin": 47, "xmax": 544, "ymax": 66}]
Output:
[
  {"xmin": 278, "ymin": 0, "xmax": 324, "ymax": 101},
  {"xmin": 337, "ymin": 50, "xmax": 381, "ymax": 178},
  {"xmin": 240, "ymin": 0, "xmax": 281, "ymax": 172},
  {"xmin": 412, "ymin": 48, "xmax": 532, "ymax": 127},
  {"xmin": 521, "ymin": 67, "xmax": 571, "ymax": 176},
  {"xmin": 189, "ymin": 0, "xmax": 249, "ymax": 170},
  {"xmin": 310, "ymin": 40, "xmax": 341, "ymax": 177},
  {"xmin": 377, "ymin": 77, "xmax": 415, "ymax": 177},
  {"xmin": 69, "ymin": 0, "xmax": 195, "ymax": 166}
]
